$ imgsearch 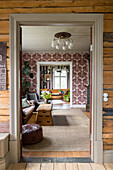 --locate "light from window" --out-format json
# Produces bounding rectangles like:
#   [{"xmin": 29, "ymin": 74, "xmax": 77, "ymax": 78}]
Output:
[{"xmin": 53, "ymin": 70, "xmax": 67, "ymax": 89}]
